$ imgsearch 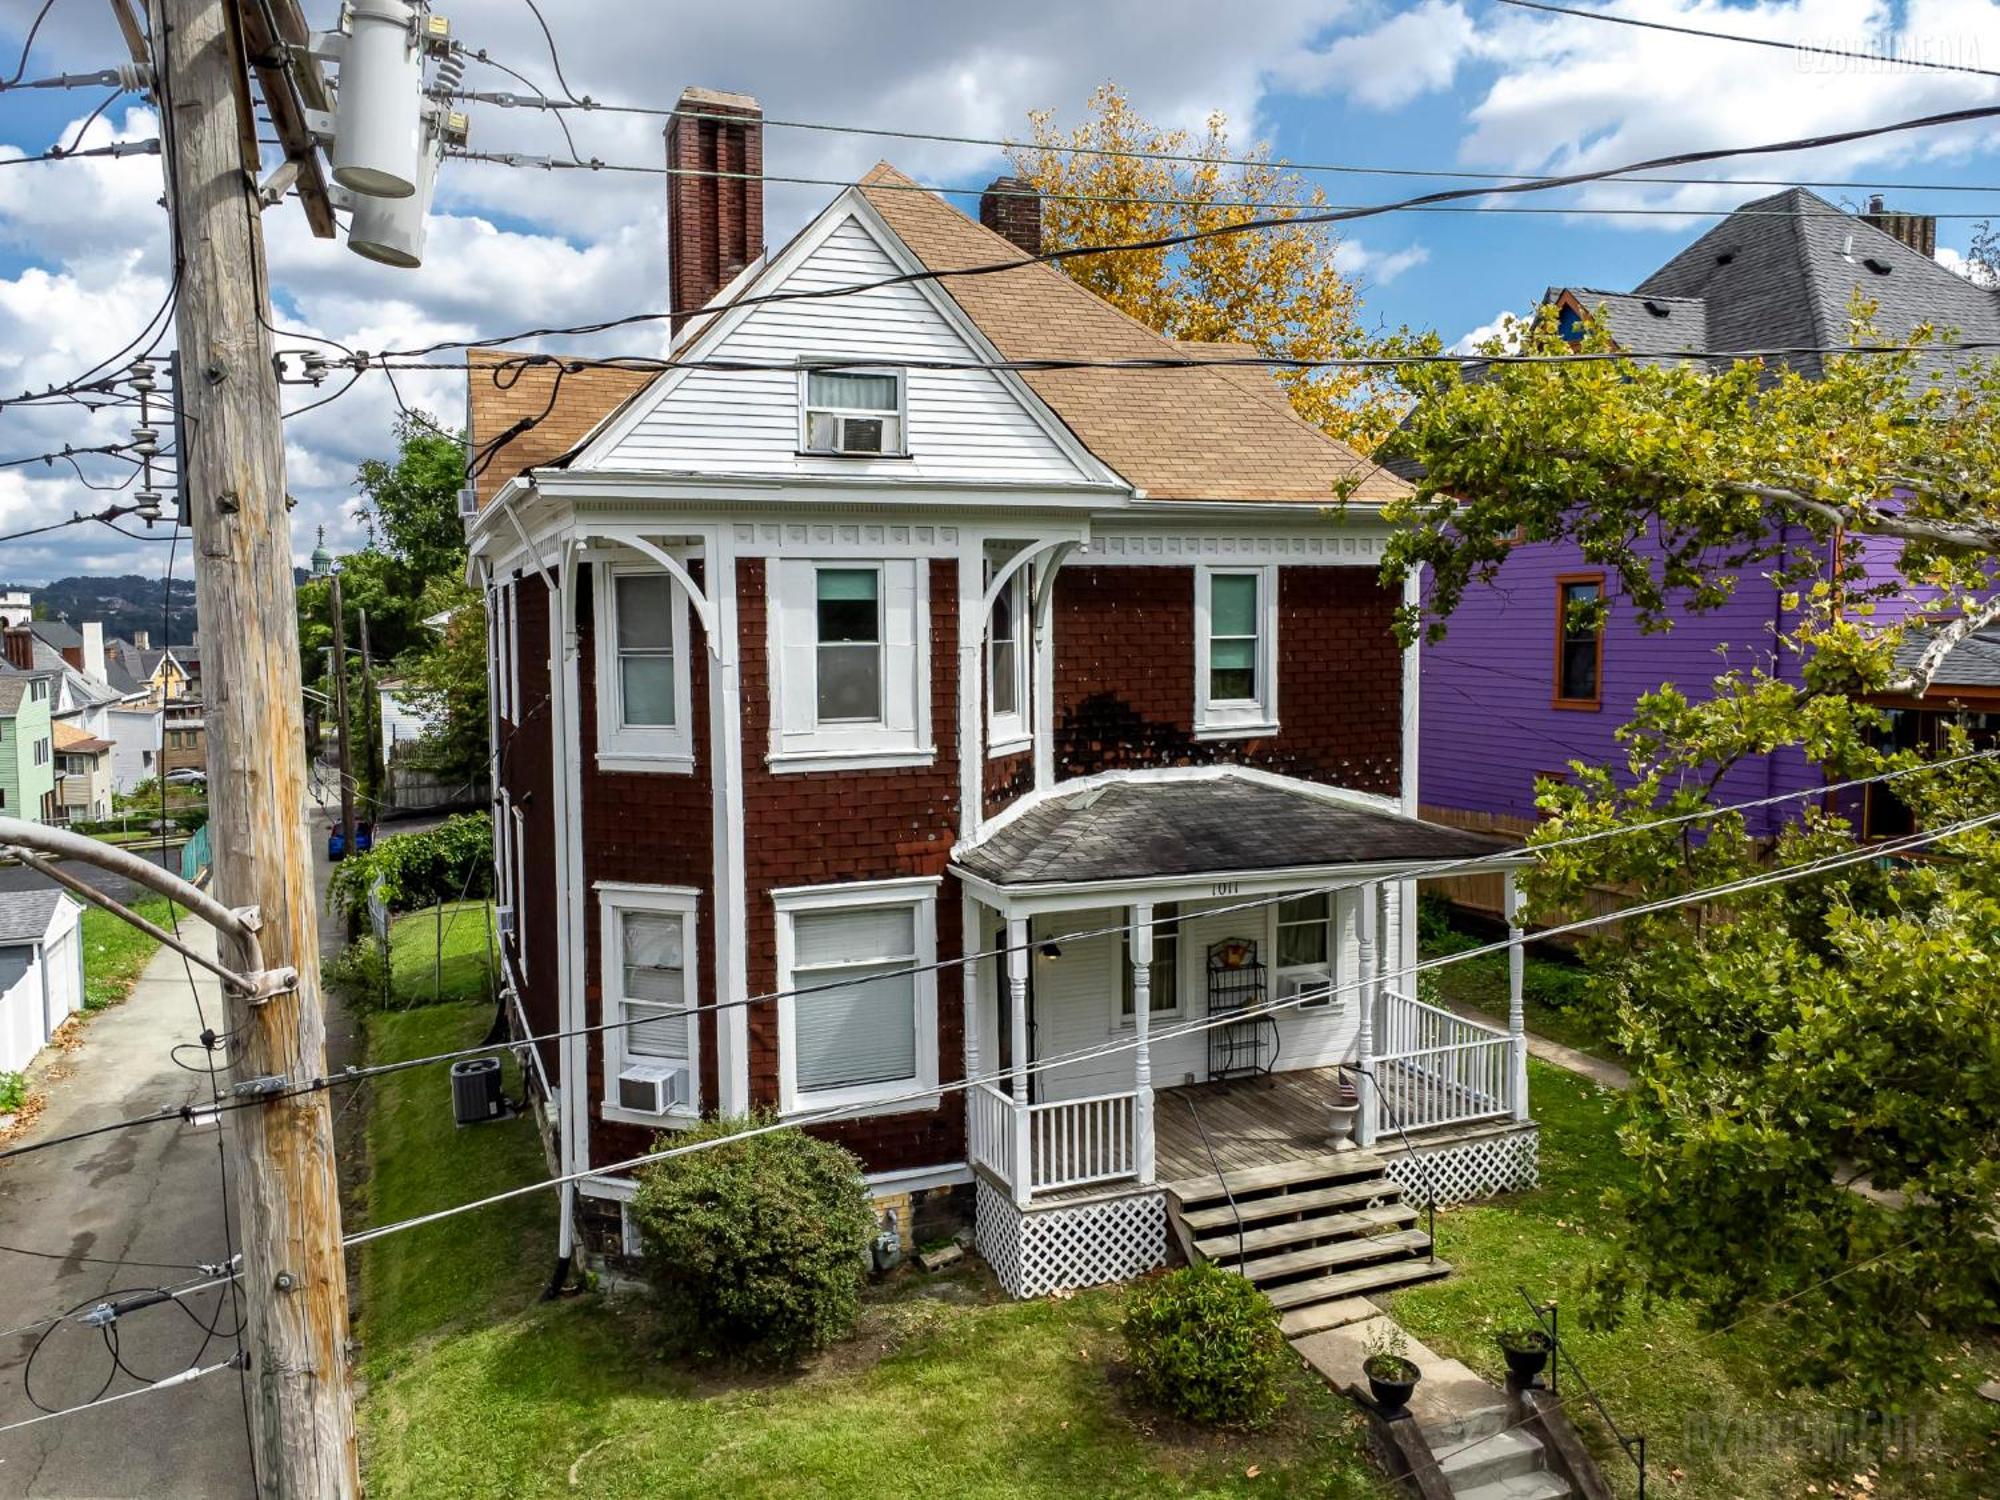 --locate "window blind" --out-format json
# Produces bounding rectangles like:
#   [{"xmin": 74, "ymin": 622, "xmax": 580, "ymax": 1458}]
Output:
[
  {"xmin": 621, "ymin": 910, "xmax": 688, "ymax": 1061},
  {"xmin": 792, "ymin": 907, "xmax": 917, "ymax": 1091}
]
